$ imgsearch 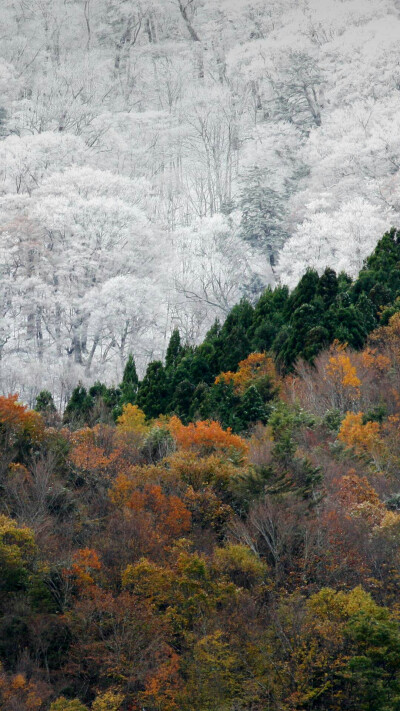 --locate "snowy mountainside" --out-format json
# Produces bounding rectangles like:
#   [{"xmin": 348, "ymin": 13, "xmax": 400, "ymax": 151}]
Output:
[{"xmin": 0, "ymin": 0, "xmax": 399, "ymax": 404}]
